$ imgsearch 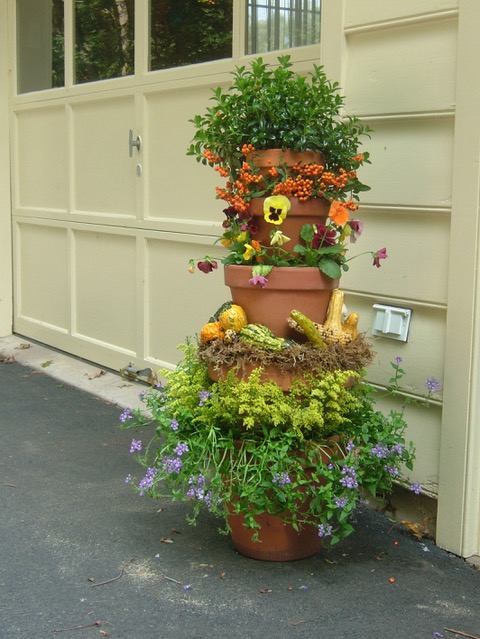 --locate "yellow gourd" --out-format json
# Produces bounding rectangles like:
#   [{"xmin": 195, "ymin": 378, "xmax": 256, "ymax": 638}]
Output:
[
  {"xmin": 342, "ymin": 312, "xmax": 360, "ymax": 341},
  {"xmin": 218, "ymin": 304, "xmax": 248, "ymax": 332}
]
